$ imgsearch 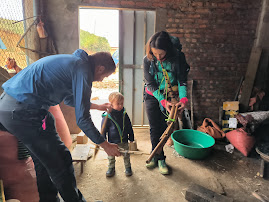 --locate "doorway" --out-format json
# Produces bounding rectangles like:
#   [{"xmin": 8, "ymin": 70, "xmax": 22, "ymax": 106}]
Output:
[{"xmin": 79, "ymin": 8, "xmax": 155, "ymax": 129}]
